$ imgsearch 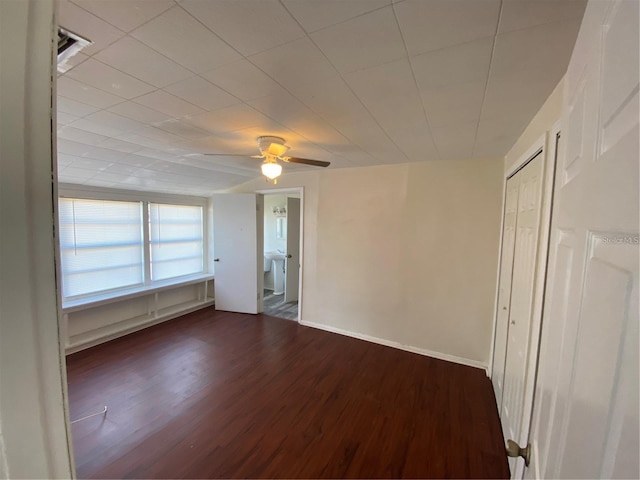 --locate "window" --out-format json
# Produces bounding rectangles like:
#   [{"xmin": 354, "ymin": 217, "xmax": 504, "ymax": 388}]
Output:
[
  {"xmin": 149, "ymin": 203, "xmax": 204, "ymax": 281},
  {"xmin": 58, "ymin": 198, "xmax": 144, "ymax": 297},
  {"xmin": 59, "ymin": 196, "xmax": 206, "ymax": 300}
]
